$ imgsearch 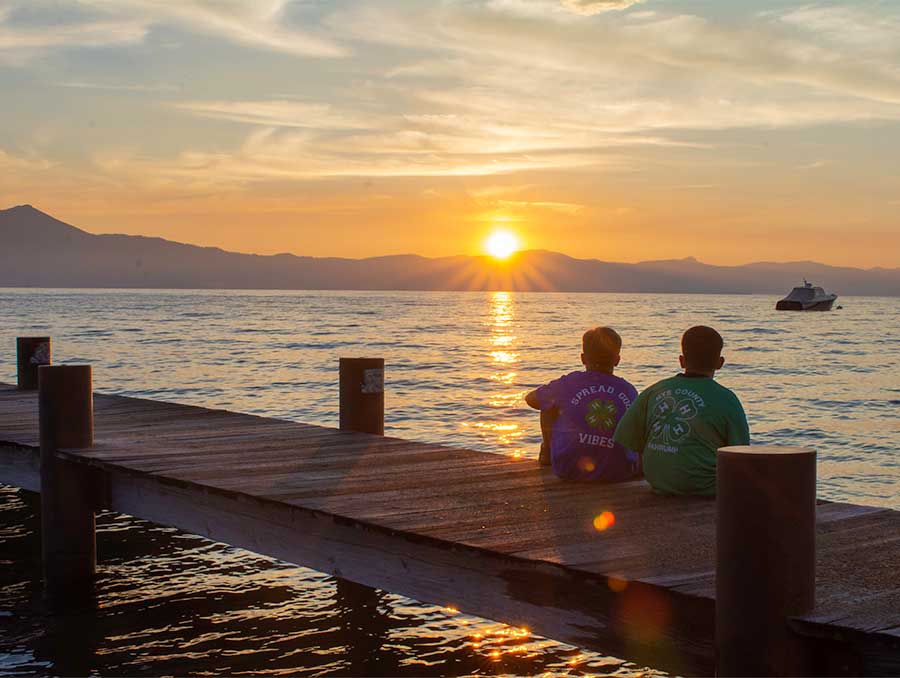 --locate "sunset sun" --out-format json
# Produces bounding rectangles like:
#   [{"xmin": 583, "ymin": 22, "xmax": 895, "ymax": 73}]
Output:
[{"xmin": 485, "ymin": 230, "xmax": 520, "ymax": 260}]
